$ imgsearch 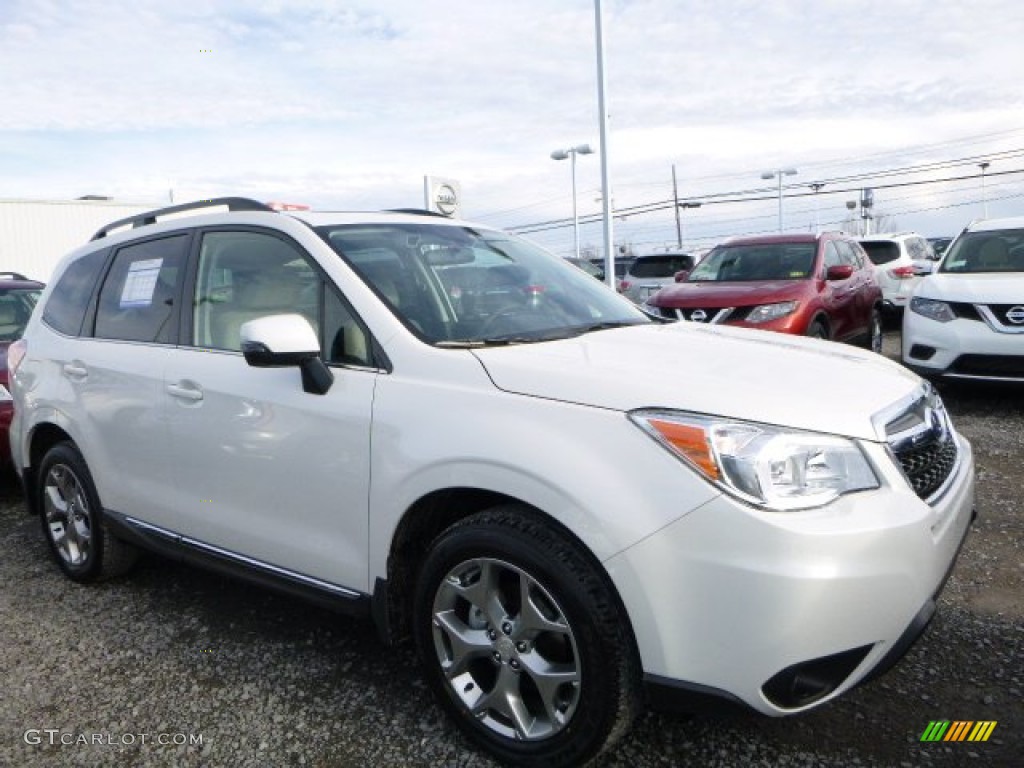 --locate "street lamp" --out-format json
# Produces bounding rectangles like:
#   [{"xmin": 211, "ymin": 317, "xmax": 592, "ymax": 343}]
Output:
[
  {"xmin": 979, "ymin": 162, "xmax": 991, "ymax": 218},
  {"xmin": 677, "ymin": 201, "xmax": 701, "ymax": 250},
  {"xmin": 761, "ymin": 168, "xmax": 798, "ymax": 232},
  {"xmin": 809, "ymin": 182, "xmax": 825, "ymax": 233},
  {"xmin": 551, "ymin": 143, "xmax": 594, "ymax": 260}
]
